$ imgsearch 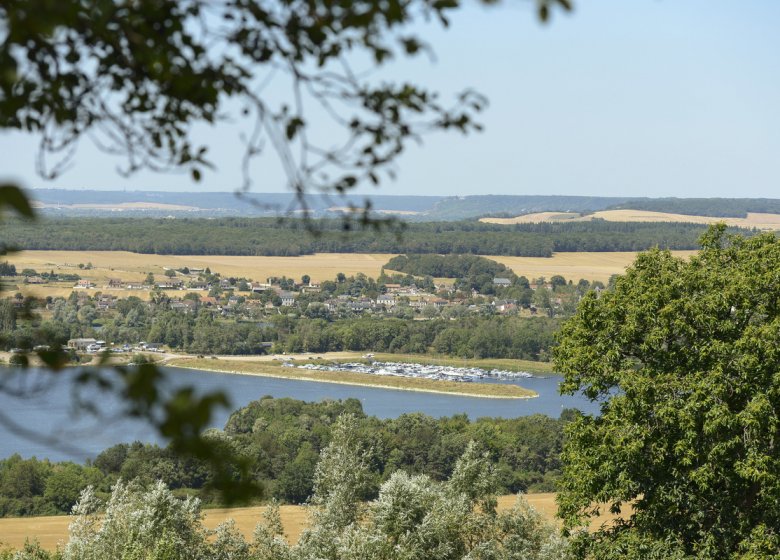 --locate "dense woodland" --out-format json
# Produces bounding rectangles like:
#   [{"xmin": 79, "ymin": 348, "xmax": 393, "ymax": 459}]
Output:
[
  {"xmin": 0, "ymin": 397, "xmax": 573, "ymax": 517},
  {"xmin": 1, "ymin": 217, "xmax": 737, "ymax": 256},
  {"xmin": 385, "ymin": 254, "xmax": 513, "ymax": 278}
]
